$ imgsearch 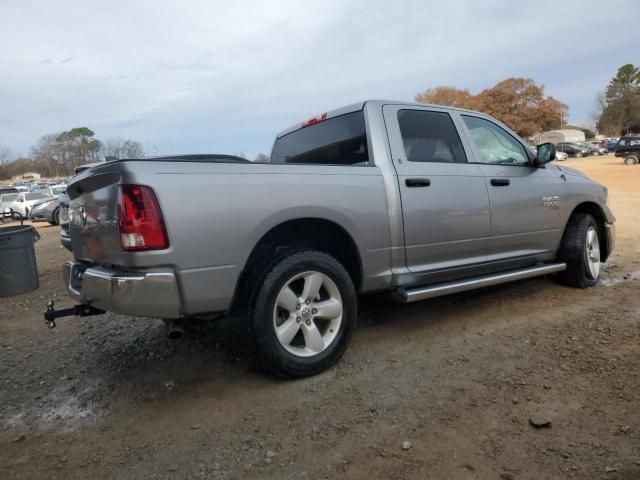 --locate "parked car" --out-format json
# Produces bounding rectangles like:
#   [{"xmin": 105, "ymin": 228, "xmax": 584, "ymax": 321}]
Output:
[
  {"xmin": 30, "ymin": 196, "xmax": 62, "ymax": 224},
  {"xmin": 584, "ymin": 142, "xmax": 607, "ymax": 155},
  {"xmin": 0, "ymin": 192, "xmax": 19, "ymax": 221},
  {"xmin": 614, "ymin": 136, "xmax": 640, "ymax": 165},
  {"xmin": 554, "ymin": 150, "xmax": 568, "ymax": 161},
  {"xmin": 48, "ymin": 184, "xmax": 68, "ymax": 197},
  {"xmin": 9, "ymin": 191, "xmax": 54, "ymax": 219},
  {"xmin": 59, "ymin": 192, "xmax": 71, "ymax": 249},
  {"xmin": 58, "ymin": 100, "xmax": 615, "ymax": 377},
  {"xmin": 556, "ymin": 142, "xmax": 590, "ymax": 158},
  {"xmin": 605, "ymin": 140, "xmax": 618, "ymax": 152}
]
